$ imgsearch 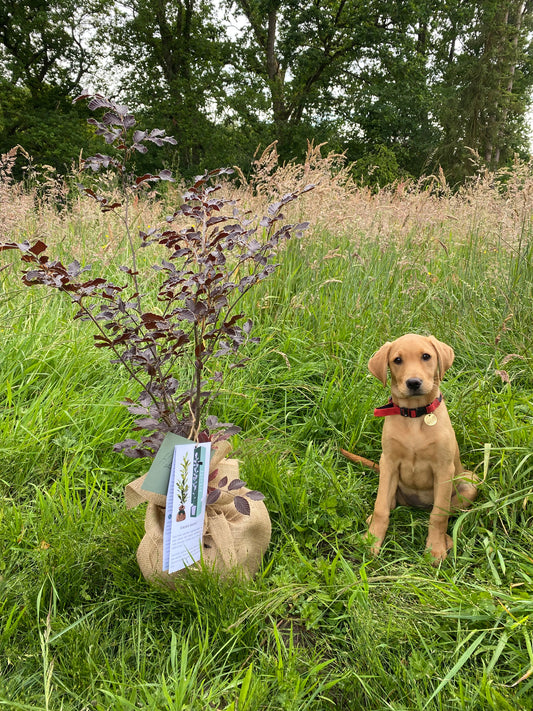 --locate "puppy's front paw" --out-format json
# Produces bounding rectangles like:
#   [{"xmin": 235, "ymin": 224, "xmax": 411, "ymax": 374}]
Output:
[
  {"xmin": 365, "ymin": 531, "xmax": 382, "ymax": 557},
  {"xmin": 366, "ymin": 516, "xmax": 387, "ymax": 557},
  {"xmin": 426, "ymin": 534, "xmax": 453, "ymax": 565}
]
